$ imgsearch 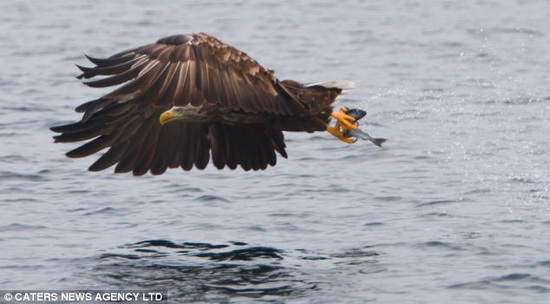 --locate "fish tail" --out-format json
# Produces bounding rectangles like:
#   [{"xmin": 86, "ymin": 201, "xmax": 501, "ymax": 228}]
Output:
[{"xmin": 371, "ymin": 138, "xmax": 387, "ymax": 147}]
